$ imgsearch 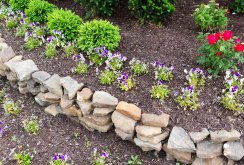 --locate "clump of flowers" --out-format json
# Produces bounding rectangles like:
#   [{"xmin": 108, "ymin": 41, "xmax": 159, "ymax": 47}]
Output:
[
  {"xmin": 73, "ymin": 54, "xmax": 89, "ymax": 75},
  {"xmin": 5, "ymin": 10, "xmax": 18, "ymax": 30},
  {"xmin": 92, "ymin": 148, "xmax": 109, "ymax": 165},
  {"xmin": 24, "ymin": 31, "xmax": 42, "ymax": 50},
  {"xmin": 99, "ymin": 70, "xmax": 116, "ymax": 85},
  {"xmin": 220, "ymin": 70, "xmax": 244, "ymax": 111},
  {"xmin": 23, "ymin": 116, "xmax": 39, "ymax": 135},
  {"xmin": 129, "ymin": 58, "xmax": 149, "ymax": 76},
  {"xmin": 14, "ymin": 151, "xmax": 33, "ymax": 165},
  {"xmin": 4, "ymin": 99, "xmax": 21, "ymax": 115},
  {"xmin": 152, "ymin": 61, "xmax": 174, "ymax": 81},
  {"xmin": 105, "ymin": 52, "xmax": 126, "ymax": 71},
  {"xmin": 197, "ymin": 30, "xmax": 244, "ymax": 76},
  {"xmin": 50, "ymin": 153, "xmax": 69, "ymax": 165},
  {"xmin": 117, "ymin": 72, "xmax": 134, "ymax": 91},
  {"xmin": 150, "ymin": 81, "xmax": 170, "ymax": 100},
  {"xmin": 15, "ymin": 12, "xmax": 29, "ymax": 37},
  {"xmin": 87, "ymin": 46, "xmax": 109, "ymax": 66},
  {"xmin": 176, "ymin": 68, "xmax": 205, "ymax": 110}
]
